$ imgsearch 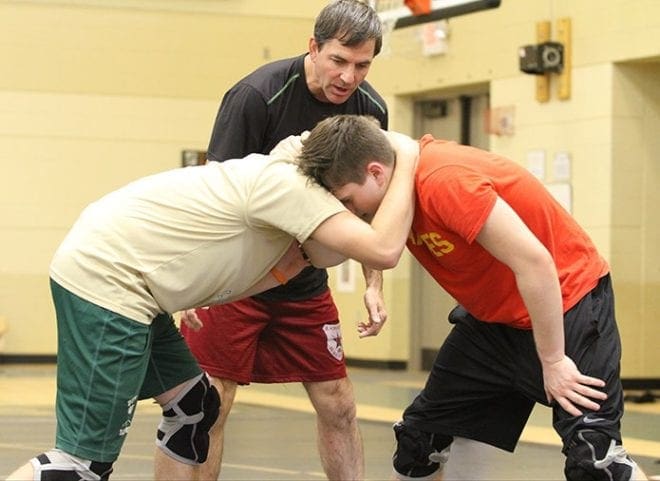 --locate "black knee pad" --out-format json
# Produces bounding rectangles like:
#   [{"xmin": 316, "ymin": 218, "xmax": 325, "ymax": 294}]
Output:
[
  {"xmin": 564, "ymin": 429, "xmax": 638, "ymax": 481},
  {"xmin": 392, "ymin": 421, "xmax": 453, "ymax": 479},
  {"xmin": 156, "ymin": 374, "xmax": 221, "ymax": 464}
]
